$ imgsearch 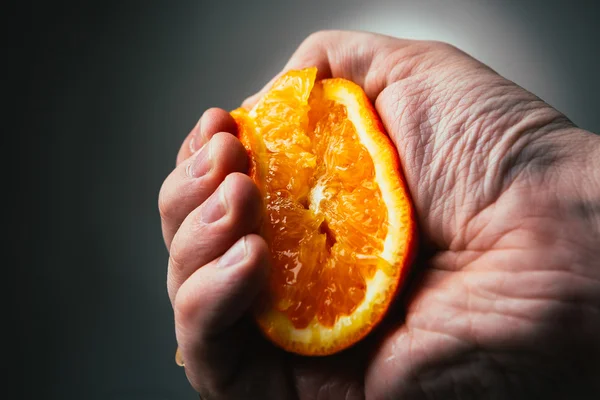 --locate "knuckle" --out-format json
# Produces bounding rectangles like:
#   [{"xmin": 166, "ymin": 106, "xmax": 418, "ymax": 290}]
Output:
[
  {"xmin": 244, "ymin": 235, "xmax": 270, "ymax": 269},
  {"xmin": 210, "ymin": 135, "xmax": 248, "ymax": 172},
  {"xmin": 201, "ymin": 107, "xmax": 229, "ymax": 130},
  {"xmin": 245, "ymin": 233, "xmax": 269, "ymax": 256},
  {"xmin": 224, "ymin": 171, "xmax": 254, "ymax": 192},
  {"xmin": 158, "ymin": 167, "xmax": 193, "ymax": 222},
  {"xmin": 224, "ymin": 174, "xmax": 262, "ymax": 209},
  {"xmin": 211, "ymin": 130, "xmax": 235, "ymax": 142},
  {"xmin": 158, "ymin": 183, "xmax": 175, "ymax": 221},
  {"xmin": 216, "ymin": 176, "xmax": 263, "ymax": 234},
  {"xmin": 168, "ymin": 240, "xmax": 188, "ymax": 276},
  {"xmin": 211, "ymin": 131, "xmax": 242, "ymax": 153},
  {"xmin": 173, "ymin": 283, "xmax": 199, "ymax": 326},
  {"xmin": 166, "ymin": 268, "xmax": 179, "ymax": 303}
]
